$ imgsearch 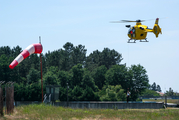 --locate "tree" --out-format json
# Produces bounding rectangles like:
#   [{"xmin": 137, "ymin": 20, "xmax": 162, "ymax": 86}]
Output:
[
  {"xmin": 69, "ymin": 64, "xmax": 100, "ymax": 101},
  {"xmin": 105, "ymin": 65, "xmax": 129, "ymax": 90},
  {"xmin": 58, "ymin": 70, "xmax": 71, "ymax": 101},
  {"xmin": 14, "ymin": 82, "xmax": 42, "ymax": 101},
  {"xmin": 69, "ymin": 64, "xmax": 84, "ymax": 88},
  {"xmin": 11, "ymin": 45, "xmax": 22, "ymax": 58},
  {"xmin": 165, "ymin": 87, "xmax": 174, "ymax": 96},
  {"xmin": 28, "ymin": 54, "xmax": 40, "ymax": 70},
  {"xmin": 0, "ymin": 55, "xmax": 12, "ymax": 82},
  {"xmin": 99, "ymin": 85, "xmax": 126, "ymax": 101},
  {"xmin": 156, "ymin": 85, "xmax": 162, "ymax": 92},
  {"xmin": 129, "ymin": 64, "xmax": 149, "ymax": 100},
  {"xmin": 72, "ymin": 44, "xmax": 87, "ymax": 66},
  {"xmin": 150, "ymin": 82, "xmax": 162, "ymax": 92},
  {"xmin": 26, "ymin": 67, "xmax": 40, "ymax": 84},
  {"xmin": 92, "ymin": 65, "xmax": 107, "ymax": 90},
  {"xmin": 71, "ymin": 85, "xmax": 83, "ymax": 101},
  {"xmin": 62, "ymin": 42, "xmax": 74, "ymax": 71},
  {"xmin": 81, "ymin": 70, "xmax": 98, "ymax": 92},
  {"xmin": 44, "ymin": 66, "xmax": 59, "ymax": 85},
  {"xmin": 141, "ymin": 89, "xmax": 160, "ymax": 96},
  {"xmin": 0, "ymin": 46, "xmax": 12, "ymax": 57},
  {"xmin": 151, "ymin": 82, "xmax": 157, "ymax": 91},
  {"xmin": 85, "ymin": 48, "xmax": 123, "ymax": 70},
  {"xmin": 25, "ymin": 83, "xmax": 41, "ymax": 101},
  {"xmin": 45, "ymin": 50, "xmax": 62, "ymax": 69},
  {"xmin": 85, "ymin": 50, "xmax": 101, "ymax": 71},
  {"xmin": 14, "ymin": 83, "xmax": 25, "ymax": 101},
  {"xmin": 100, "ymin": 48, "xmax": 123, "ymax": 69},
  {"xmin": 80, "ymin": 86, "xmax": 100, "ymax": 101},
  {"xmin": 0, "ymin": 43, "xmax": 154, "ymax": 101}
]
